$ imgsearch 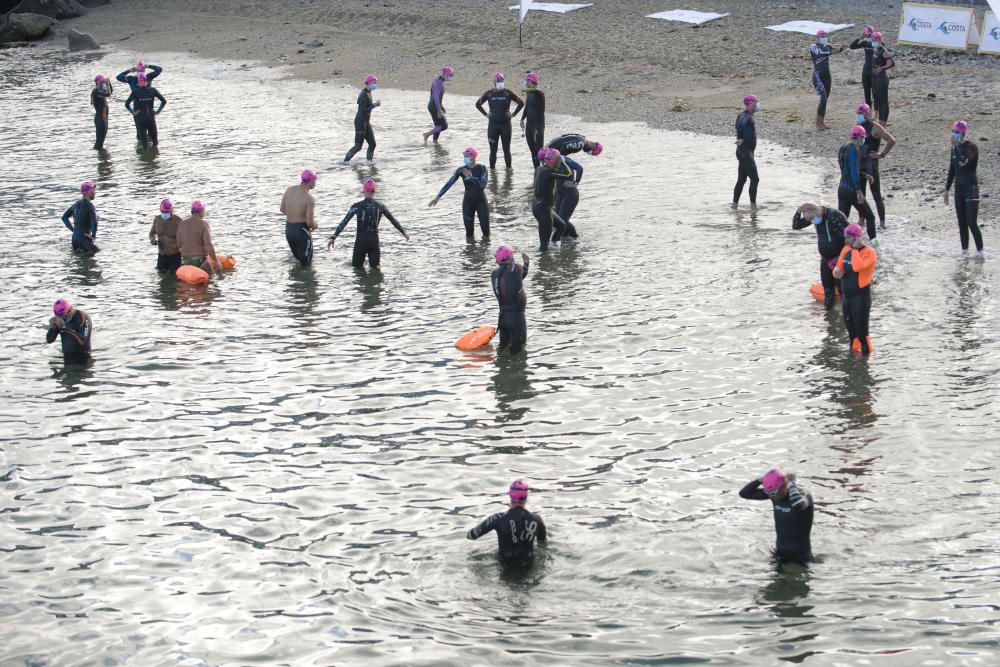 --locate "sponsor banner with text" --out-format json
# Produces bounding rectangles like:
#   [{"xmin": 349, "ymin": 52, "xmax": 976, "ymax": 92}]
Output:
[
  {"xmin": 981, "ymin": 11, "xmax": 1000, "ymax": 54},
  {"xmin": 898, "ymin": 3, "xmax": 978, "ymax": 50}
]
